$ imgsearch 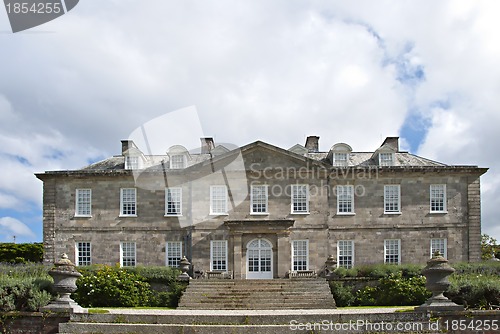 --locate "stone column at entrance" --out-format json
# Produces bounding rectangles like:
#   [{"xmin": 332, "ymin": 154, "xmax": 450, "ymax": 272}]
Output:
[
  {"xmin": 277, "ymin": 232, "xmax": 291, "ymax": 278},
  {"xmin": 232, "ymin": 233, "xmax": 243, "ymax": 279}
]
